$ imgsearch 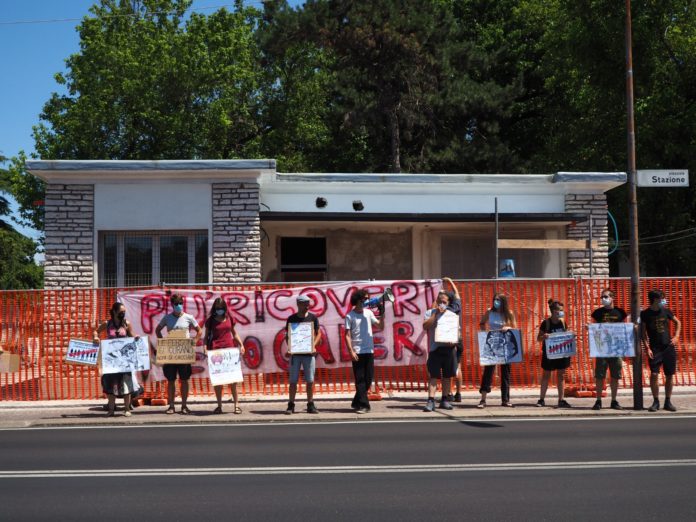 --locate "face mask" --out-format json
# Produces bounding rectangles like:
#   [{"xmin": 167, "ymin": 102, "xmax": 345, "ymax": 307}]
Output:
[
  {"xmin": 215, "ymin": 309, "xmax": 225, "ymax": 316},
  {"xmin": 557, "ymin": 311, "xmax": 565, "ymax": 319},
  {"xmin": 659, "ymin": 299, "xmax": 667, "ymax": 308},
  {"xmin": 117, "ymin": 312, "xmax": 125, "ymax": 320},
  {"xmin": 438, "ymin": 303, "xmax": 447, "ymax": 312},
  {"xmin": 493, "ymin": 299, "xmax": 501, "ymax": 310},
  {"xmin": 173, "ymin": 304, "xmax": 183, "ymax": 313},
  {"xmin": 601, "ymin": 297, "xmax": 611, "ymax": 306}
]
